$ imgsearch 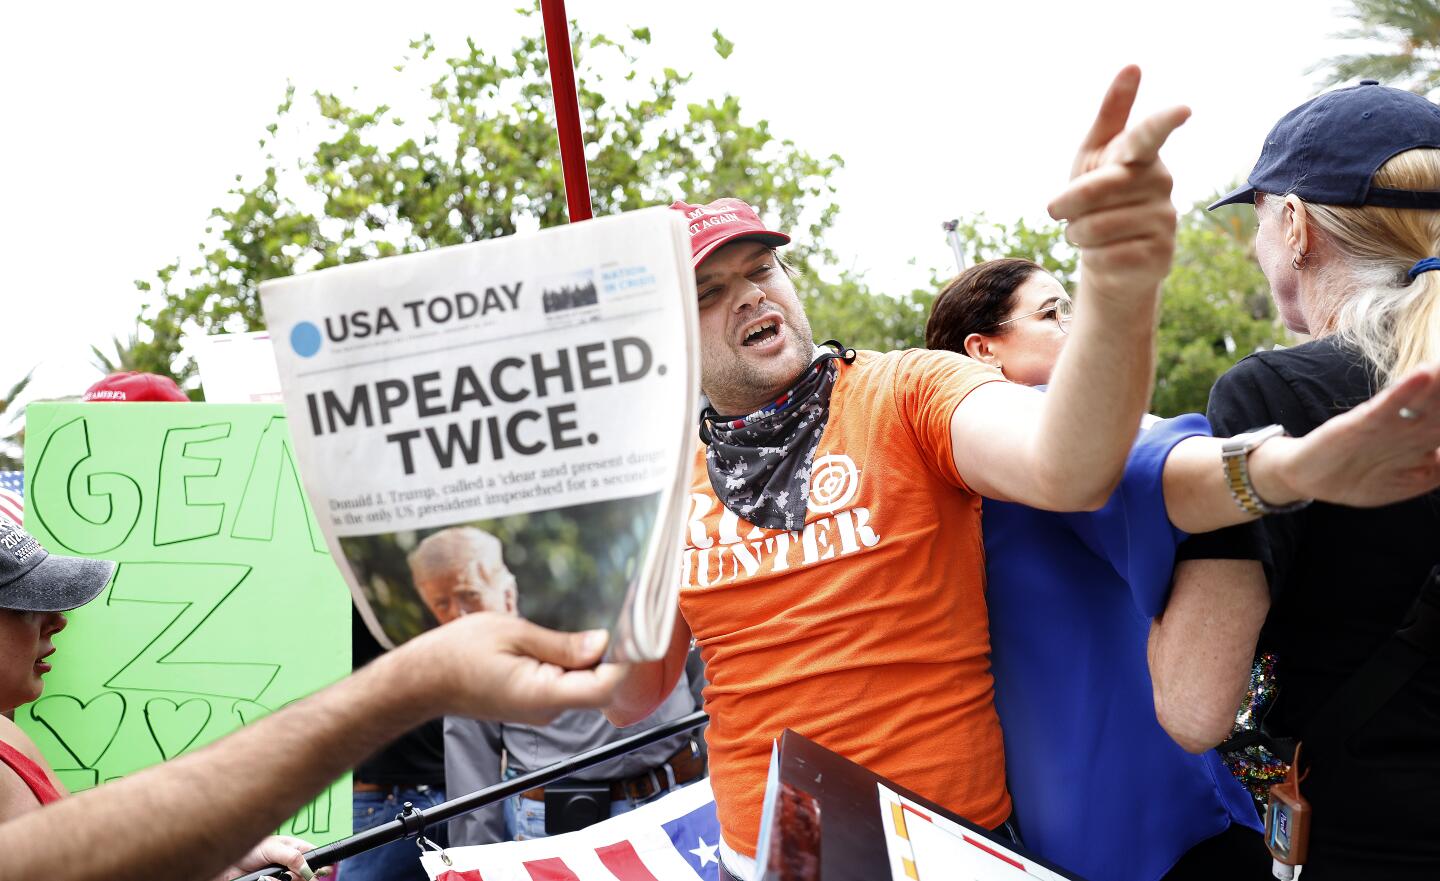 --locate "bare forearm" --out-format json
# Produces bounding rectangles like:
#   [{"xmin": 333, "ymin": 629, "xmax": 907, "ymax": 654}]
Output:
[
  {"xmin": 0, "ymin": 614, "xmax": 619, "ymax": 880},
  {"xmin": 1150, "ymin": 559, "xmax": 1268, "ymax": 752},
  {"xmin": 1034, "ymin": 293, "xmax": 1159, "ymax": 508},
  {"xmin": 956, "ymin": 66, "xmax": 1182, "ymax": 510},
  {"xmin": 1162, "ymin": 436, "xmax": 1312, "ymax": 533},
  {"xmin": 0, "ymin": 652, "xmax": 433, "ymax": 881}
]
